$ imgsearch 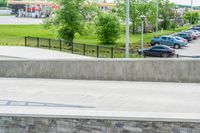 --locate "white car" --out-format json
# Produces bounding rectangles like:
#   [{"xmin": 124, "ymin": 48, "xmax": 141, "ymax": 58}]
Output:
[{"xmin": 187, "ymin": 30, "xmax": 200, "ymax": 38}]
